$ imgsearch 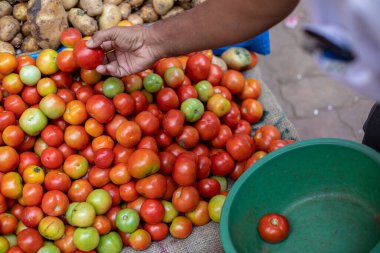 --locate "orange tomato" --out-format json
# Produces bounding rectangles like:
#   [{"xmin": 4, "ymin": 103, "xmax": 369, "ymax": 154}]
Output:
[
  {"xmin": 109, "ymin": 163, "xmax": 131, "ymax": 185},
  {"xmin": 2, "ymin": 73, "xmax": 24, "ymax": 94},
  {"xmin": 118, "ymin": 20, "xmax": 133, "ymax": 26},
  {"xmin": 22, "ymin": 165, "xmax": 45, "ymax": 184},
  {"xmin": 1, "ymin": 172, "xmax": 23, "ymax": 199},
  {"xmin": 0, "ymin": 53, "xmax": 17, "ymax": 75},
  {"xmin": 92, "ymin": 135, "xmax": 114, "ymax": 152},
  {"xmin": 2, "ymin": 125, "xmax": 25, "ymax": 147},
  {"xmin": 80, "ymin": 69, "xmax": 102, "ymax": 85},
  {"xmin": 239, "ymin": 78, "xmax": 261, "ymax": 100},
  {"xmin": 63, "ymin": 100, "xmax": 88, "ymax": 125},
  {"xmin": 247, "ymin": 51, "xmax": 258, "ymax": 69},
  {"xmin": 84, "ymin": 118, "xmax": 104, "ymax": 138},
  {"xmin": 16, "ymin": 55, "xmax": 36, "ymax": 73},
  {"xmin": 36, "ymin": 77, "xmax": 58, "ymax": 96}
]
